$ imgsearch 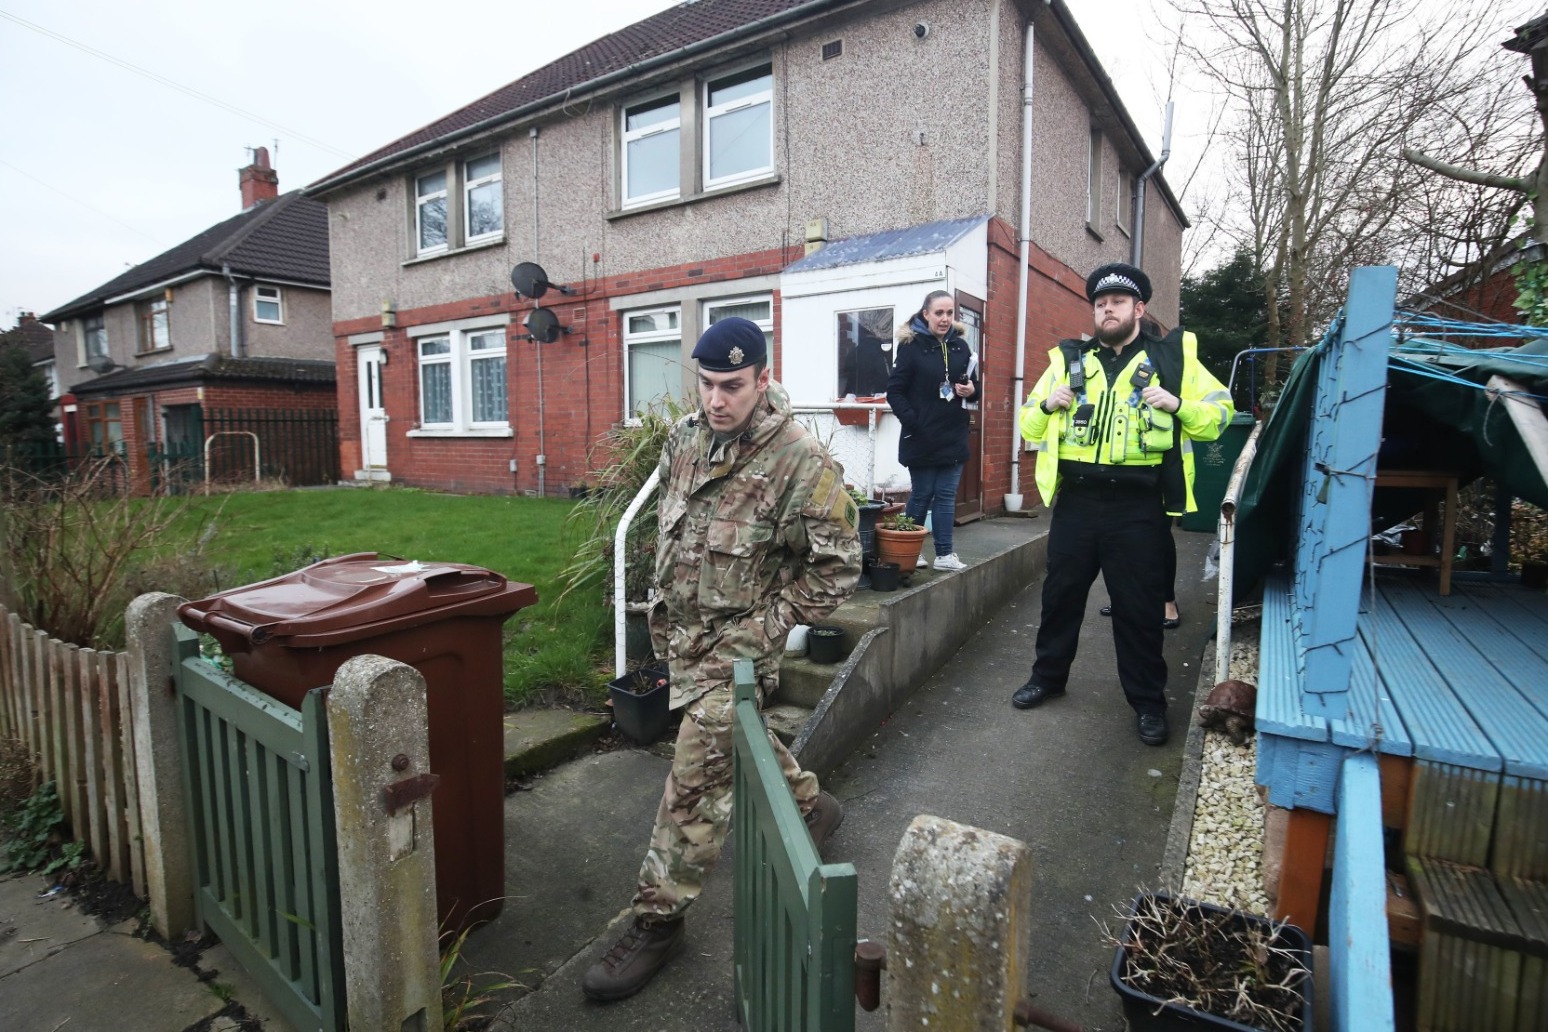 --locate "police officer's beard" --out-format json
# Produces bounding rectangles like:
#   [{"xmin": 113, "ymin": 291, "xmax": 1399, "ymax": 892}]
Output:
[{"xmin": 1095, "ymin": 313, "xmax": 1137, "ymax": 347}]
